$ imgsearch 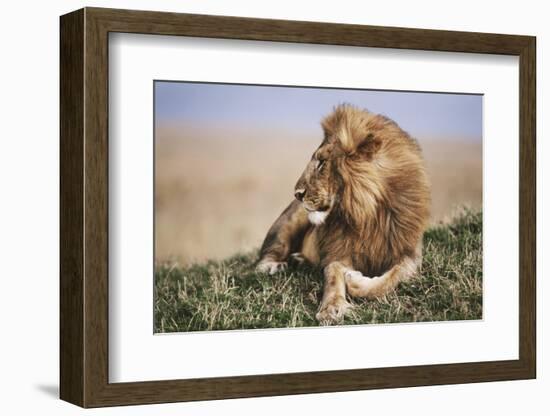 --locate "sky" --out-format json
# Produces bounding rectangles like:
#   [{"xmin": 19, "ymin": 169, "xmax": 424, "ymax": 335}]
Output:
[{"xmin": 155, "ymin": 81, "xmax": 482, "ymax": 141}]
